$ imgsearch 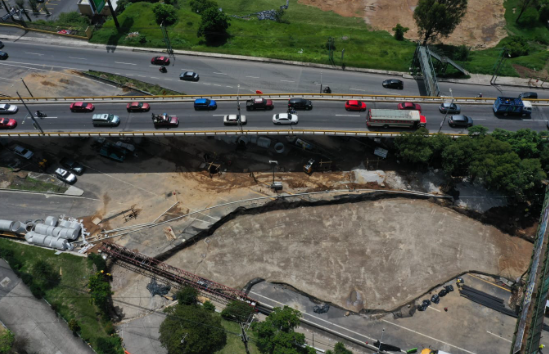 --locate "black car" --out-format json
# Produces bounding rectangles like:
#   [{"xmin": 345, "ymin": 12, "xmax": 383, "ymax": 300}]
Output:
[
  {"xmin": 180, "ymin": 71, "xmax": 199, "ymax": 82},
  {"xmin": 438, "ymin": 289, "xmax": 448, "ymax": 297},
  {"xmin": 0, "ymin": 52, "xmax": 8, "ymax": 60},
  {"xmin": 0, "ymin": 41, "xmax": 4, "ymax": 49},
  {"xmin": 422, "ymin": 299, "xmax": 431, "ymax": 307},
  {"xmin": 449, "ymin": 114, "xmax": 473, "ymax": 128},
  {"xmin": 431, "ymin": 294, "xmax": 440, "ymax": 304},
  {"xmin": 288, "ymin": 98, "xmax": 313, "ymax": 110},
  {"xmin": 519, "ymin": 92, "xmax": 538, "ymax": 99},
  {"xmin": 439, "ymin": 102, "xmax": 461, "ymax": 114},
  {"xmin": 60, "ymin": 157, "xmax": 85, "ymax": 175},
  {"xmin": 382, "ymin": 79, "xmax": 403, "ymax": 89},
  {"xmin": 417, "ymin": 304, "xmax": 427, "ymax": 311}
]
